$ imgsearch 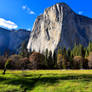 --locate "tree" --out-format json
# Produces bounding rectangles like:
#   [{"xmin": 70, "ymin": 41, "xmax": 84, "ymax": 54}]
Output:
[
  {"xmin": 57, "ymin": 48, "xmax": 62, "ymax": 55},
  {"xmin": 8, "ymin": 55, "xmax": 23, "ymax": 69},
  {"xmin": 47, "ymin": 50, "xmax": 54, "ymax": 68},
  {"xmin": 72, "ymin": 43, "xmax": 78, "ymax": 56},
  {"xmin": 66, "ymin": 48, "xmax": 73, "ymax": 69},
  {"xmin": 62, "ymin": 47, "xmax": 66, "ymax": 56},
  {"xmin": 0, "ymin": 56, "xmax": 7, "ymax": 69},
  {"xmin": 4, "ymin": 49, "xmax": 10, "ymax": 58},
  {"xmin": 20, "ymin": 57, "xmax": 29, "ymax": 70},
  {"xmin": 87, "ymin": 42, "xmax": 92, "ymax": 52},
  {"xmin": 85, "ymin": 49, "xmax": 89, "ymax": 57},
  {"xmin": 57, "ymin": 48, "xmax": 69, "ymax": 69},
  {"xmin": 73, "ymin": 56, "xmax": 84, "ymax": 69},
  {"xmin": 19, "ymin": 40, "xmax": 29, "ymax": 57},
  {"xmin": 53, "ymin": 51, "xmax": 57, "ymax": 68},
  {"xmin": 72, "ymin": 44, "xmax": 86, "ymax": 57},
  {"xmin": 80, "ymin": 45, "xmax": 85, "ymax": 57},
  {"xmin": 3, "ymin": 58, "xmax": 11, "ymax": 75},
  {"xmin": 44, "ymin": 49, "xmax": 49, "ymax": 67},
  {"xmin": 87, "ymin": 52, "xmax": 92, "ymax": 69},
  {"xmin": 5, "ymin": 55, "xmax": 29, "ymax": 69},
  {"xmin": 57, "ymin": 54, "xmax": 63, "ymax": 69}
]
